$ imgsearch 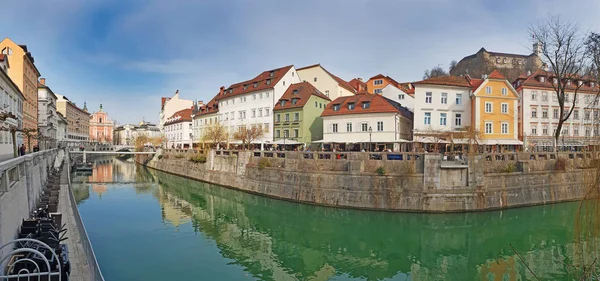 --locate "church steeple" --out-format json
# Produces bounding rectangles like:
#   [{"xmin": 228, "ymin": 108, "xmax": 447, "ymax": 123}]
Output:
[
  {"xmin": 83, "ymin": 101, "xmax": 88, "ymax": 112},
  {"xmin": 99, "ymin": 103, "xmax": 103, "ymax": 112}
]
